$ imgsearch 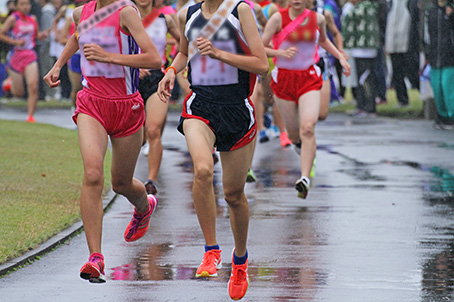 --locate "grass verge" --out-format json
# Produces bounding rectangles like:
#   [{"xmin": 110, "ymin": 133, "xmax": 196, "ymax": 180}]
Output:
[
  {"xmin": 0, "ymin": 120, "xmax": 111, "ymax": 265},
  {"xmin": 329, "ymin": 89, "xmax": 423, "ymax": 119}
]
